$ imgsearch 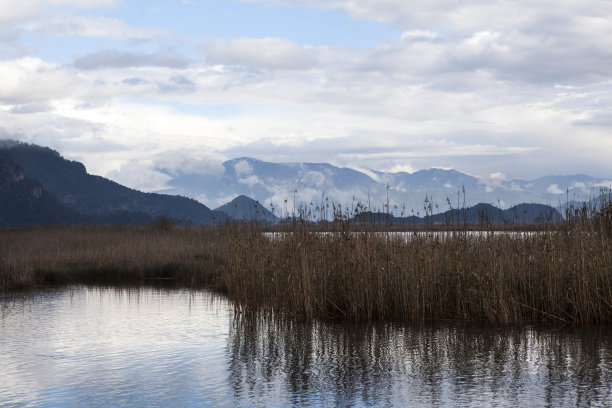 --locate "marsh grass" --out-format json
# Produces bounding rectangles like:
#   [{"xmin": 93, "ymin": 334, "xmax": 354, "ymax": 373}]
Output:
[
  {"xmin": 0, "ymin": 224, "xmax": 225, "ymax": 289},
  {"xmin": 1, "ymin": 200, "xmax": 611, "ymax": 324},
  {"xmin": 221, "ymin": 202, "xmax": 612, "ymax": 324}
]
